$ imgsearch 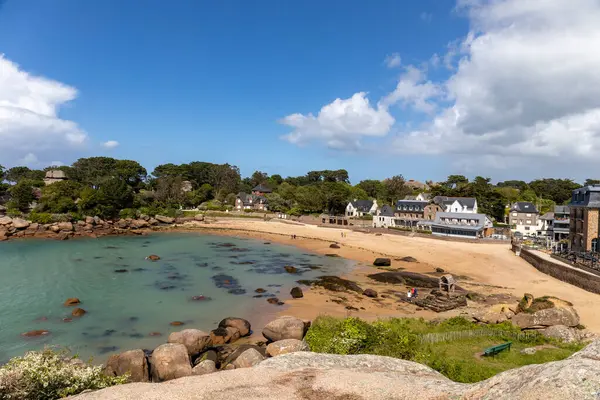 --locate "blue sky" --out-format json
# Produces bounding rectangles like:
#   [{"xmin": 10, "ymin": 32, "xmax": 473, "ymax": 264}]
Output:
[{"xmin": 1, "ymin": 0, "xmax": 599, "ymax": 183}]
